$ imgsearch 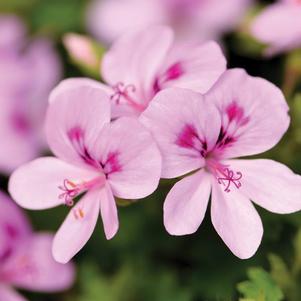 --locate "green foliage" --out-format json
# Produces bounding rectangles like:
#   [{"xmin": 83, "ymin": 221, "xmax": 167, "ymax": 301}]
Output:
[{"xmin": 237, "ymin": 267, "xmax": 284, "ymax": 301}]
